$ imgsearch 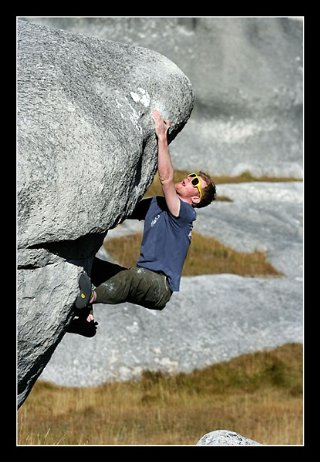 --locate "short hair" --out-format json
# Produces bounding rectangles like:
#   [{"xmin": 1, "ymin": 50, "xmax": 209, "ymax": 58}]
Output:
[{"xmin": 194, "ymin": 171, "xmax": 216, "ymax": 208}]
